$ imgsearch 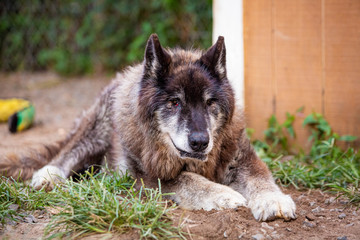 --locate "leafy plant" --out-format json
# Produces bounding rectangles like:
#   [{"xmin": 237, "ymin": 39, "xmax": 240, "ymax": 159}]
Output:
[
  {"xmin": 1, "ymin": 0, "xmax": 212, "ymax": 75},
  {"xmin": 253, "ymin": 109, "xmax": 360, "ymax": 205},
  {"xmin": 263, "ymin": 112, "xmax": 296, "ymax": 153}
]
